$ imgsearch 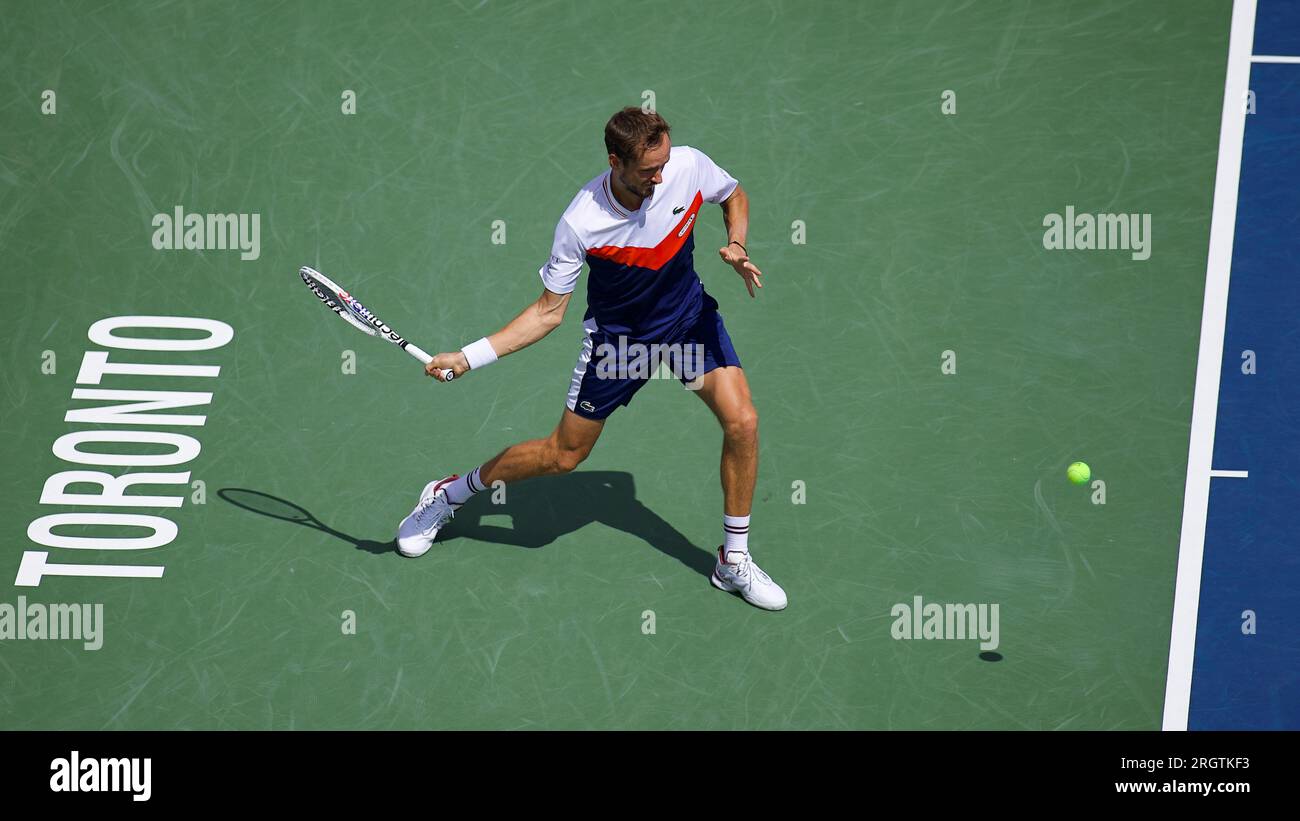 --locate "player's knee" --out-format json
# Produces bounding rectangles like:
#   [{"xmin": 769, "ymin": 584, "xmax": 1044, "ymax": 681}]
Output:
[
  {"xmin": 555, "ymin": 444, "xmax": 589, "ymax": 473},
  {"xmin": 546, "ymin": 435, "xmax": 591, "ymax": 474},
  {"xmin": 724, "ymin": 408, "xmax": 759, "ymax": 442}
]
